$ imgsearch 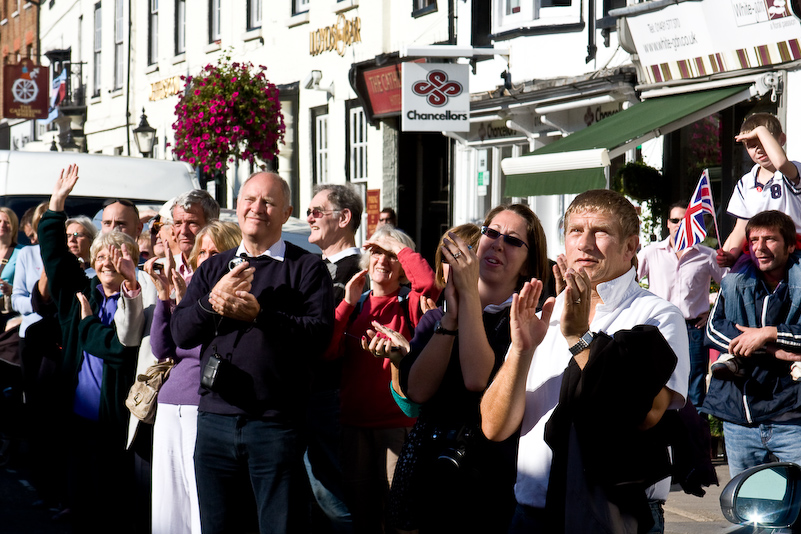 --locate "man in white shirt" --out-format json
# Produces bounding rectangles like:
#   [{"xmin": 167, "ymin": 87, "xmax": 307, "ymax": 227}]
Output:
[
  {"xmin": 638, "ymin": 202, "xmax": 726, "ymax": 407},
  {"xmin": 481, "ymin": 189, "xmax": 689, "ymax": 533}
]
